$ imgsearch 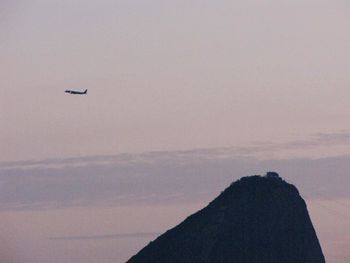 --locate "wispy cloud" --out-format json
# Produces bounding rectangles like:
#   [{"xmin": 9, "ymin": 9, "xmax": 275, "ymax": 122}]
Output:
[
  {"xmin": 0, "ymin": 131, "xmax": 349, "ymax": 211},
  {"xmin": 2, "ymin": 130, "xmax": 350, "ymax": 171},
  {"xmin": 49, "ymin": 232, "xmax": 160, "ymax": 241}
]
